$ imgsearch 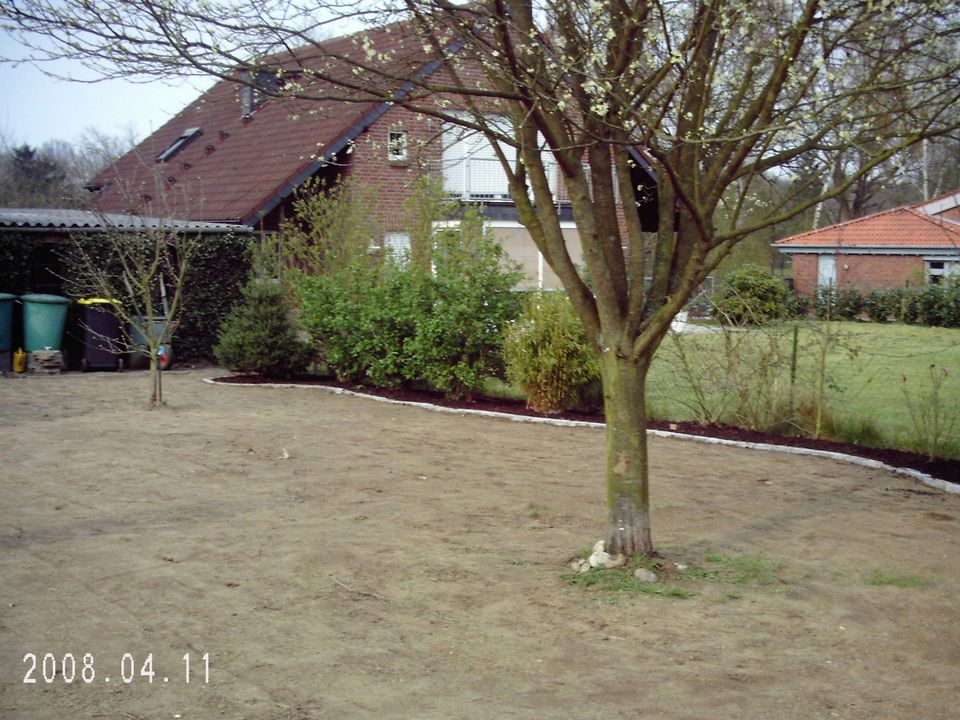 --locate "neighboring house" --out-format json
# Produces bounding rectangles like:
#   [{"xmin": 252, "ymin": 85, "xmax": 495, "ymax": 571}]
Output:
[
  {"xmin": 89, "ymin": 24, "xmax": 658, "ymax": 290},
  {"xmin": 773, "ymin": 190, "xmax": 960, "ymax": 295}
]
